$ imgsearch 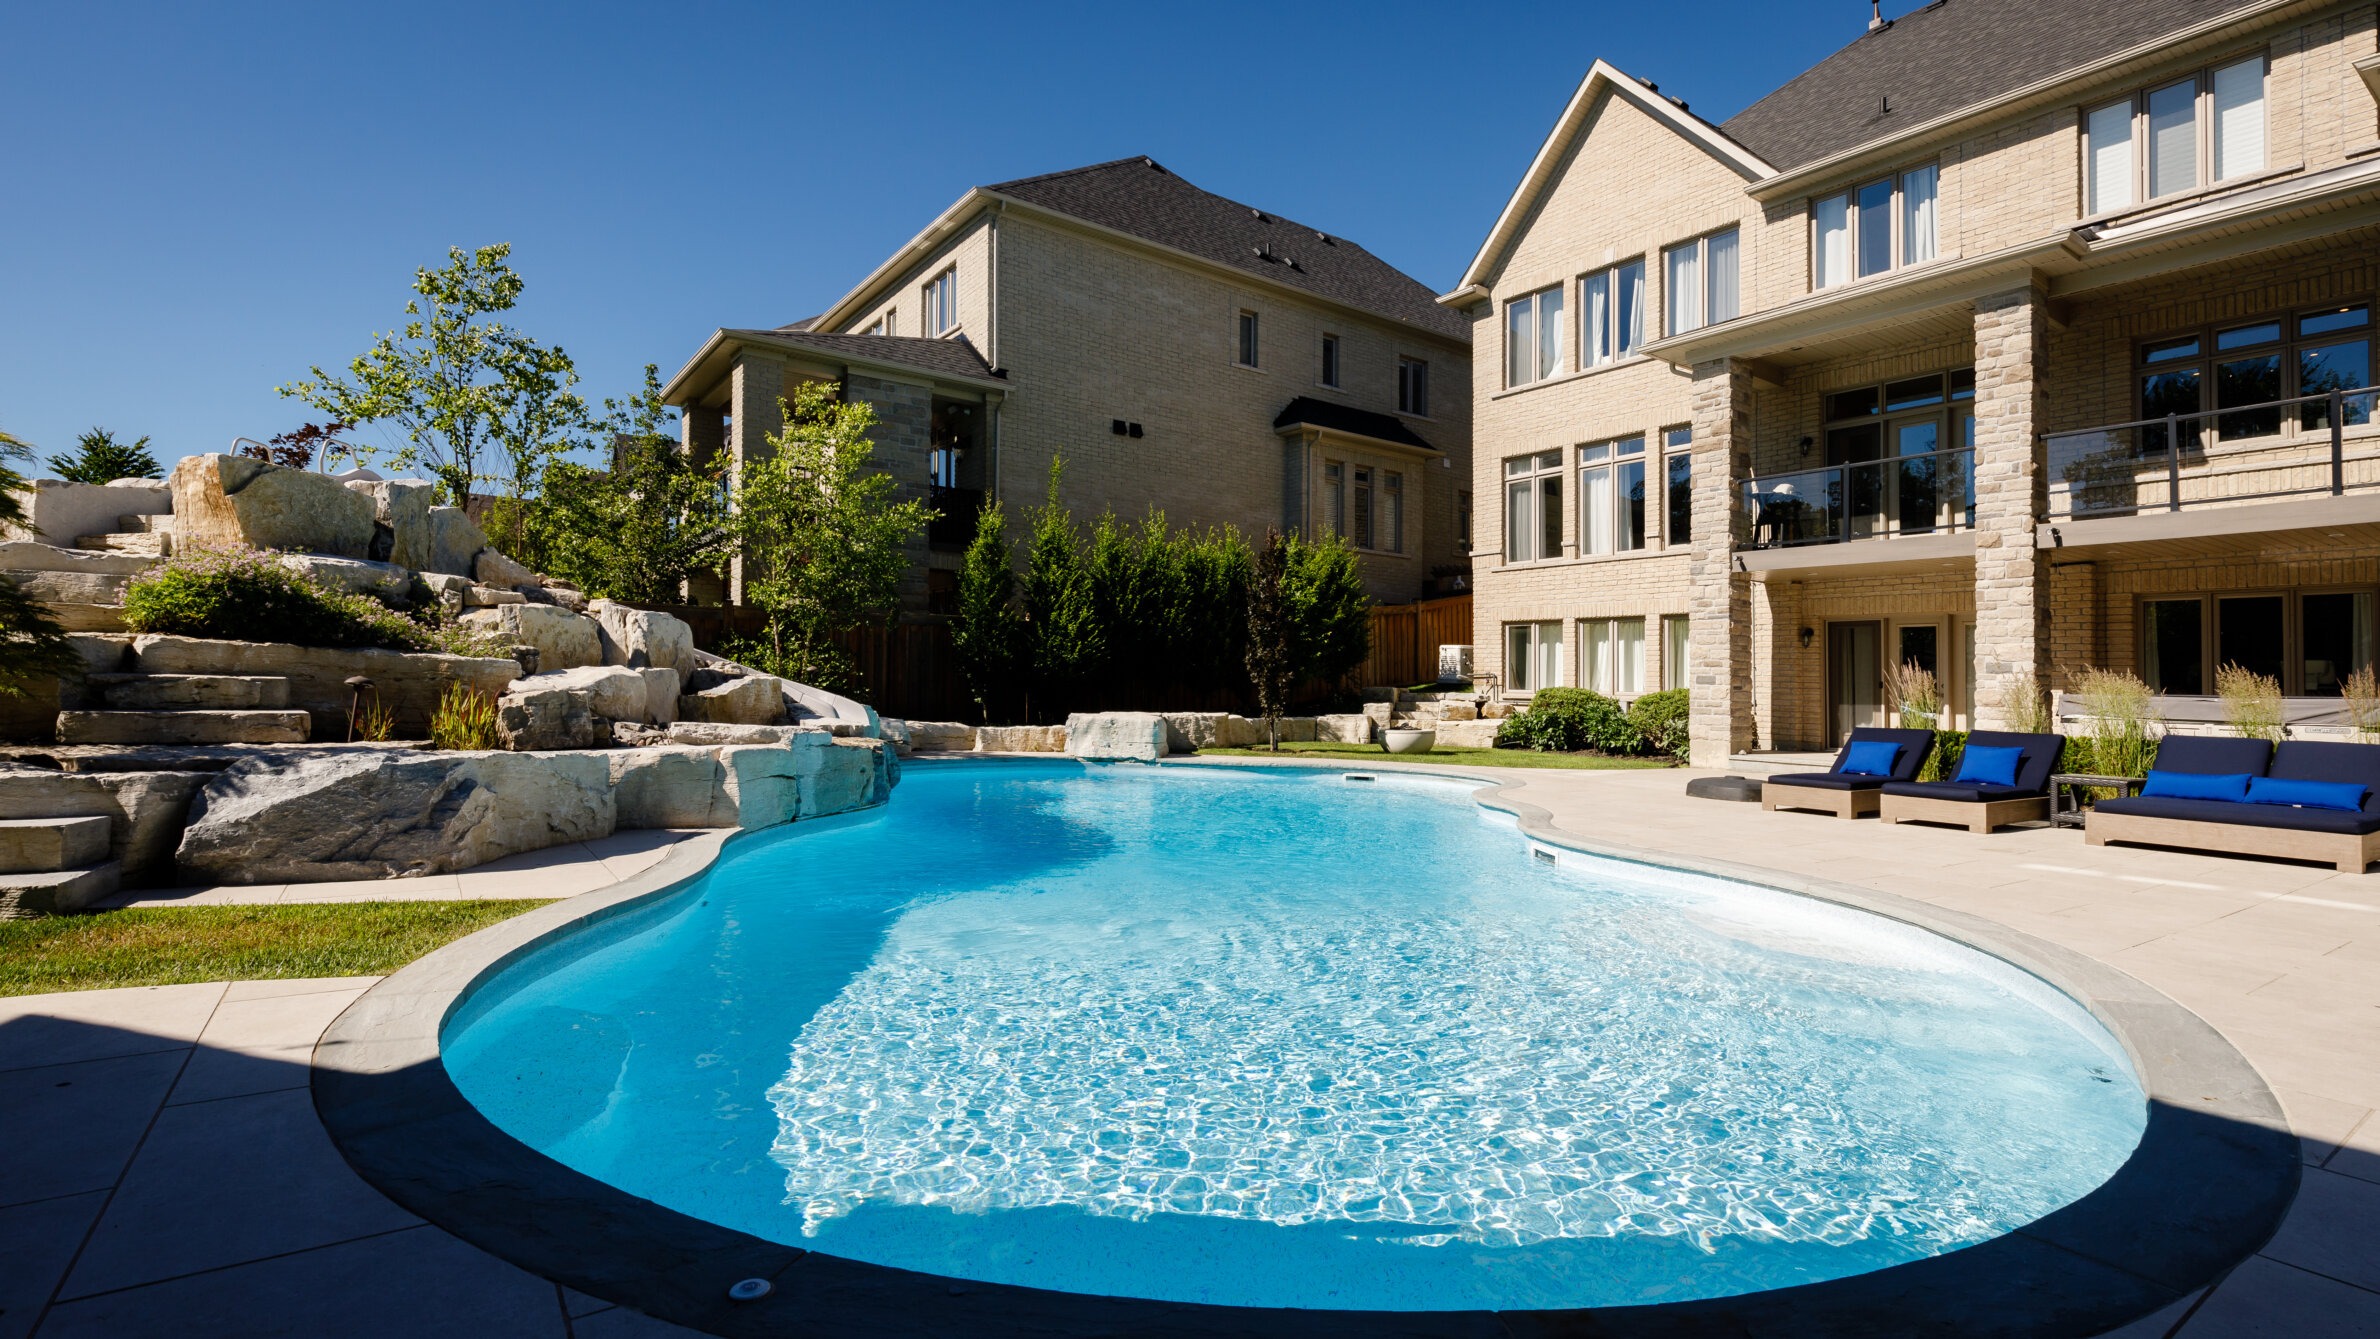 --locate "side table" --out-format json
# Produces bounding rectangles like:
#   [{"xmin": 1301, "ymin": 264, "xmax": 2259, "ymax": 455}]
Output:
[{"xmin": 2049, "ymin": 772, "xmax": 2142, "ymax": 828}]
